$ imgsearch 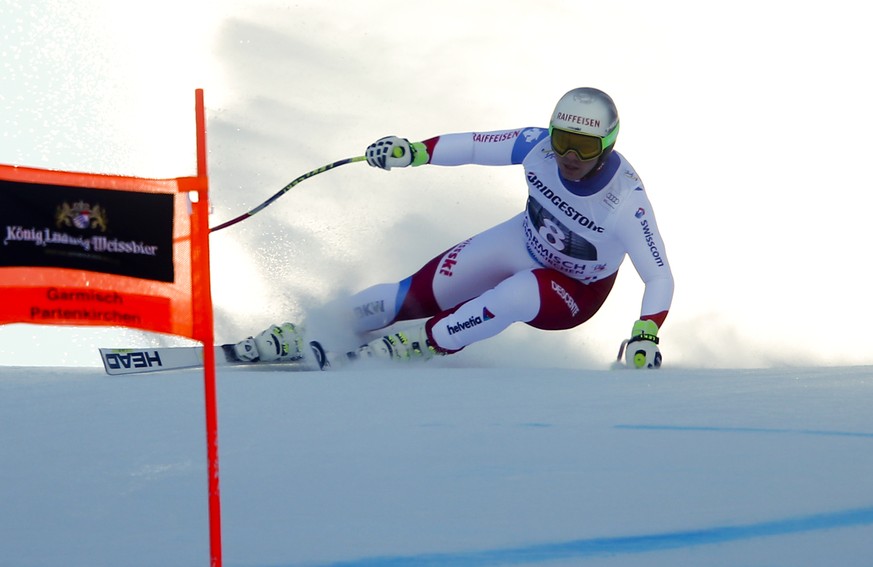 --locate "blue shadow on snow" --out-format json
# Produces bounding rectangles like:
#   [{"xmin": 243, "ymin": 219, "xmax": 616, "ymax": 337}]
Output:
[
  {"xmin": 270, "ymin": 505, "xmax": 873, "ymax": 567},
  {"xmin": 615, "ymin": 424, "xmax": 873, "ymax": 439}
]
